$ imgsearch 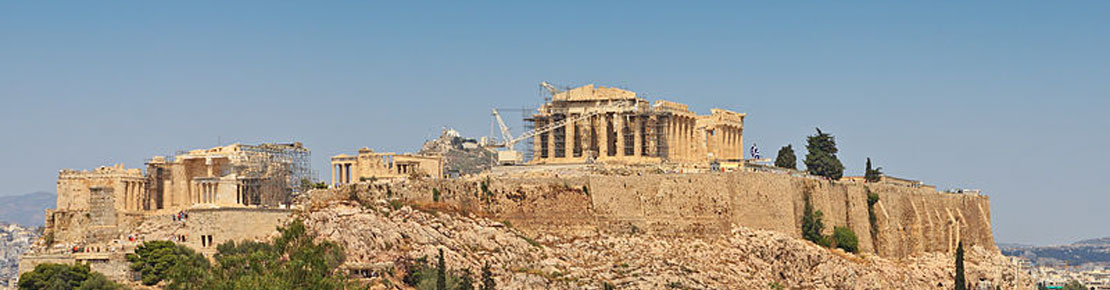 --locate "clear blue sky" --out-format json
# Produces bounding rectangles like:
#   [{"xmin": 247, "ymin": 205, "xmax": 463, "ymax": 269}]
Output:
[{"xmin": 2, "ymin": 1, "xmax": 1107, "ymax": 245}]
